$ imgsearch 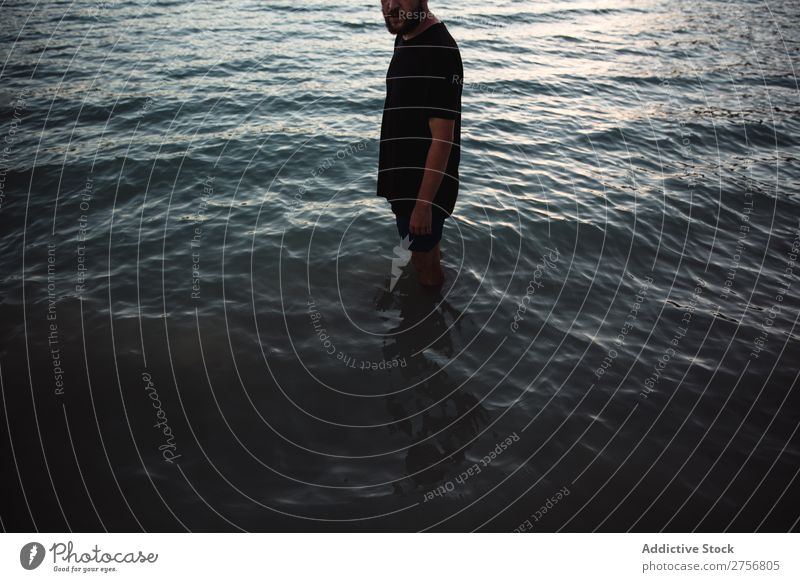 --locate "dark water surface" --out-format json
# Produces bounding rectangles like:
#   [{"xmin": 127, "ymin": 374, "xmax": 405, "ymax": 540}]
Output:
[{"xmin": 1, "ymin": 0, "xmax": 799, "ymax": 531}]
